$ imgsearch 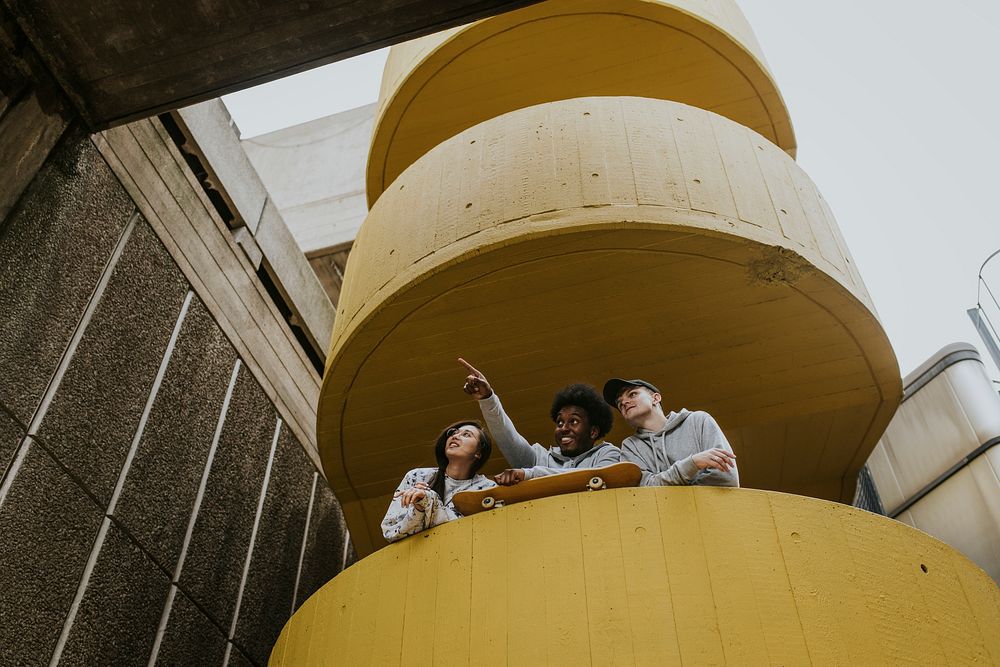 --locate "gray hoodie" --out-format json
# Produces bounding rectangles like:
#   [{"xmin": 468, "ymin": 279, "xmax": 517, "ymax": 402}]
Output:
[
  {"xmin": 621, "ymin": 409, "xmax": 738, "ymax": 487},
  {"xmin": 478, "ymin": 393, "xmax": 622, "ymax": 479}
]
